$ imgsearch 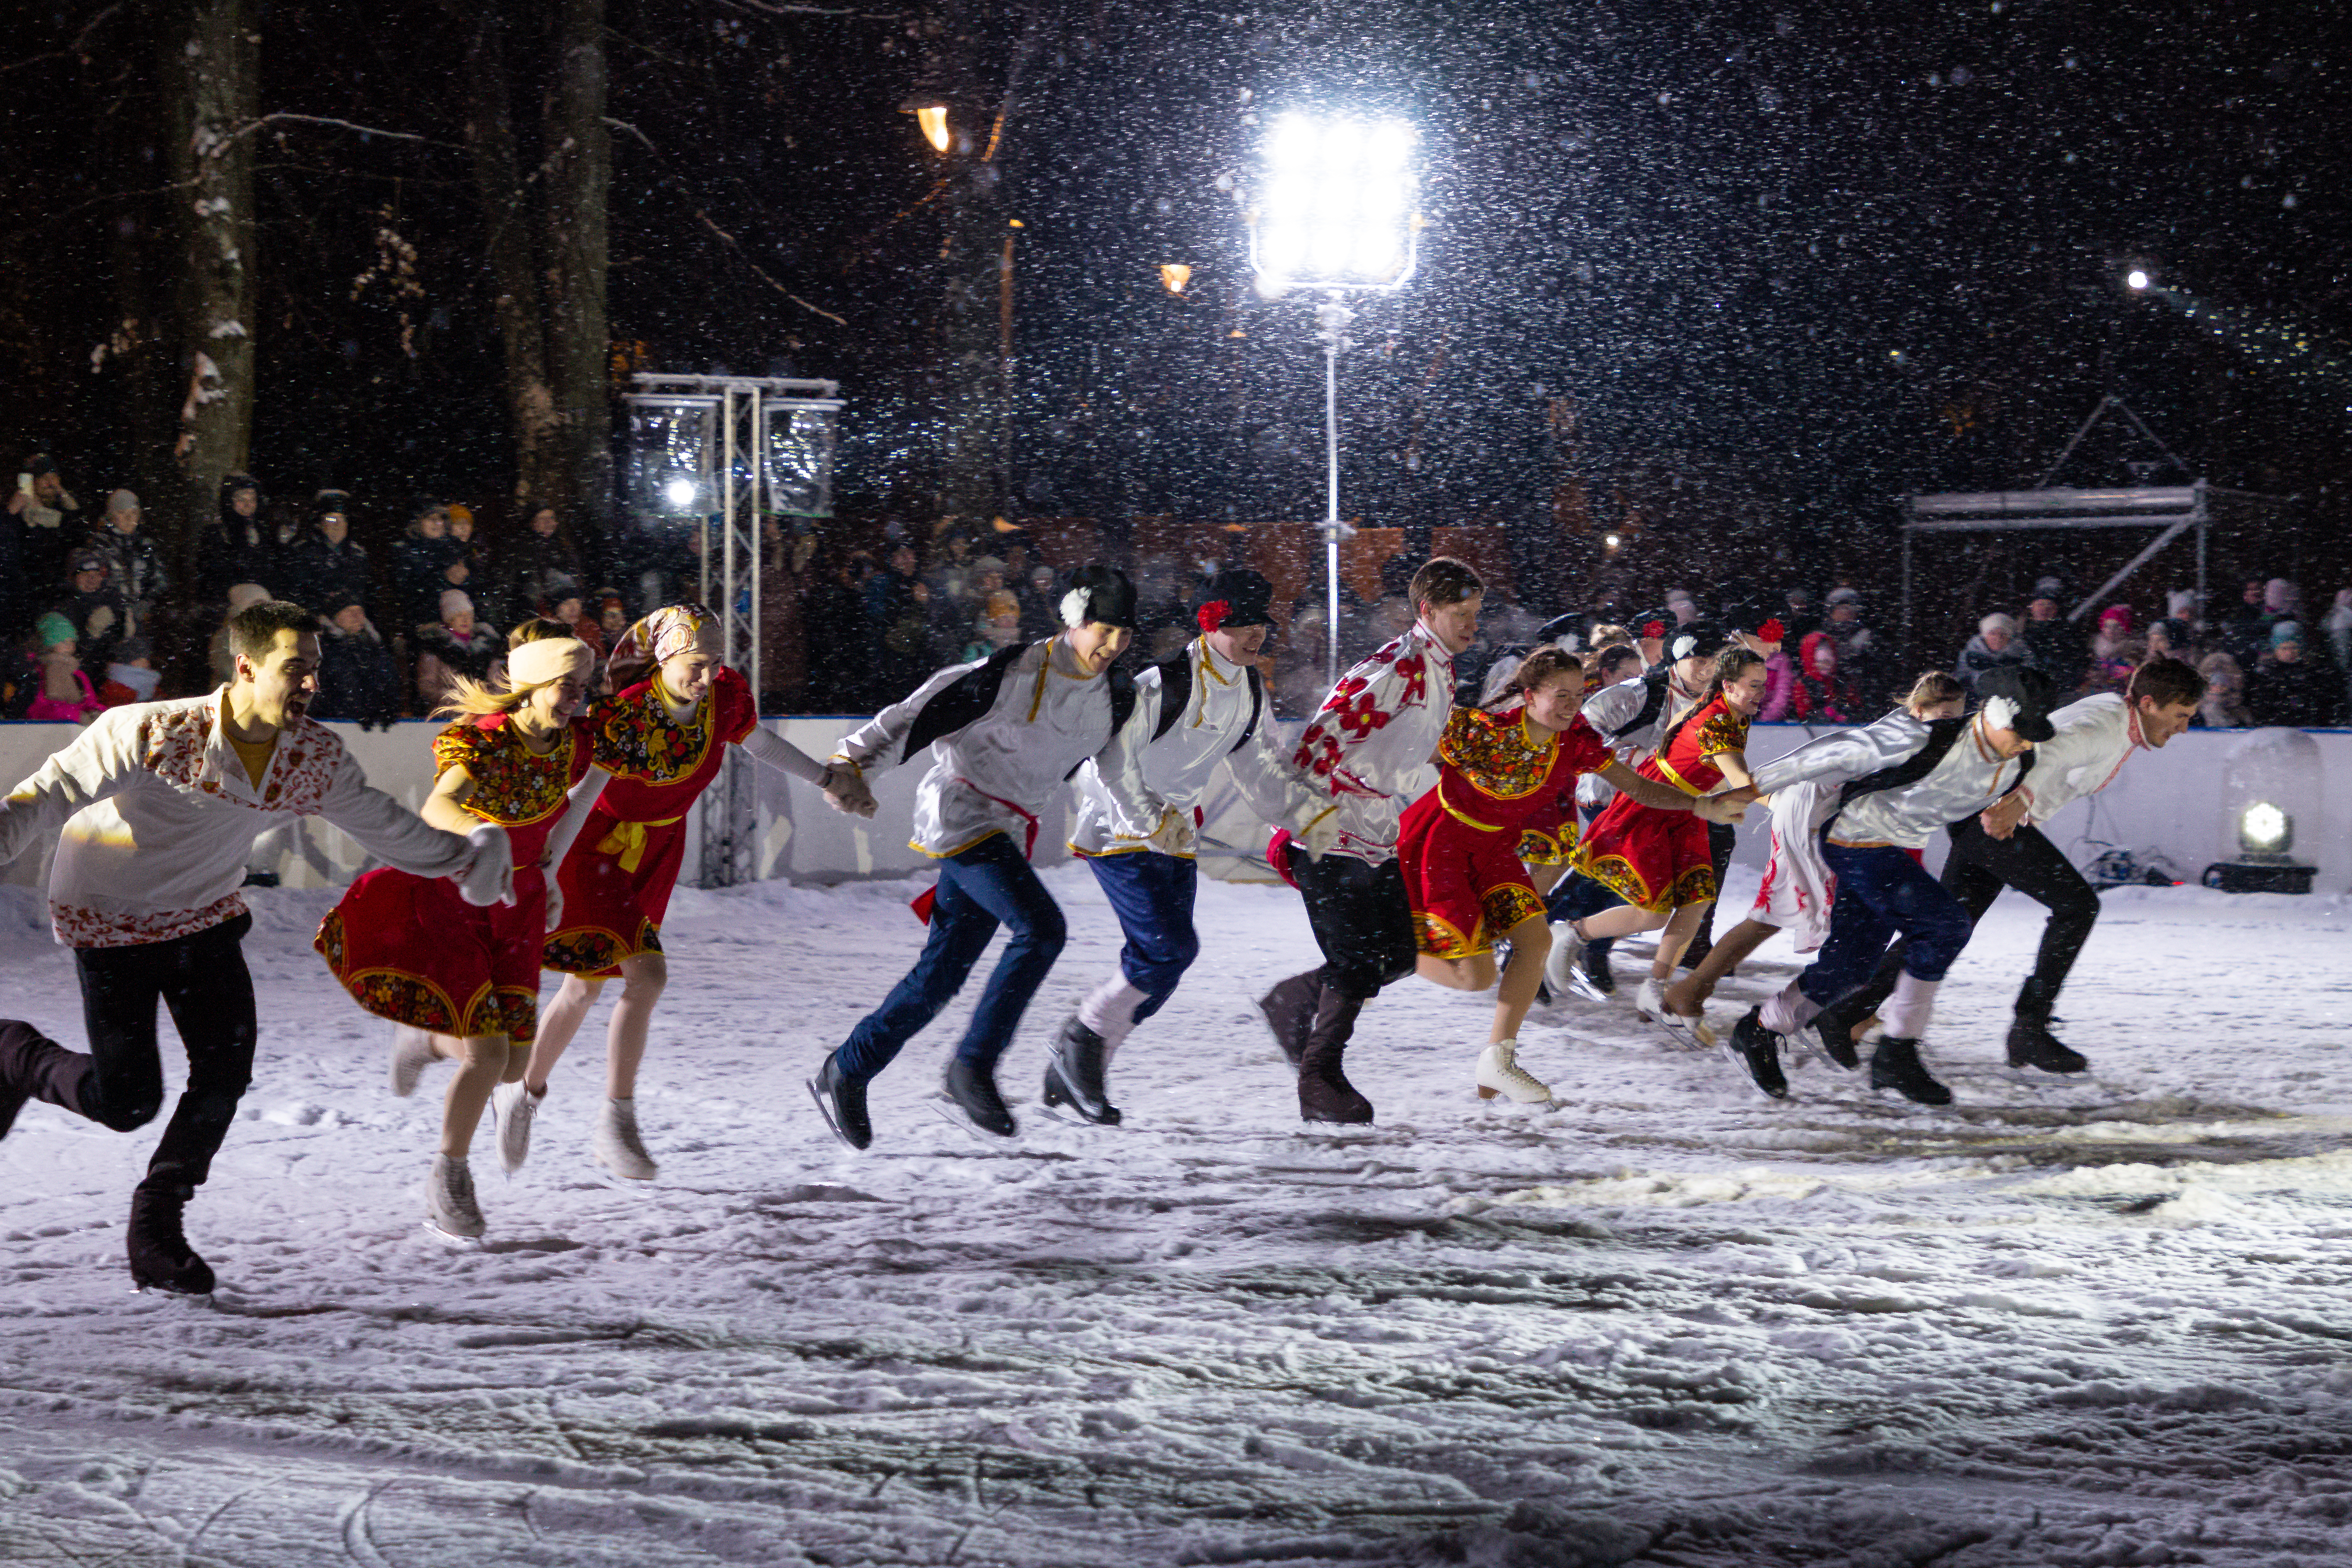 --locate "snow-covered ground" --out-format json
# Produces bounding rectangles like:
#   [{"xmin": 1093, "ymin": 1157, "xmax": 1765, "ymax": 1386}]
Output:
[{"xmin": 4, "ymin": 864, "xmax": 2351, "ymax": 1568}]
